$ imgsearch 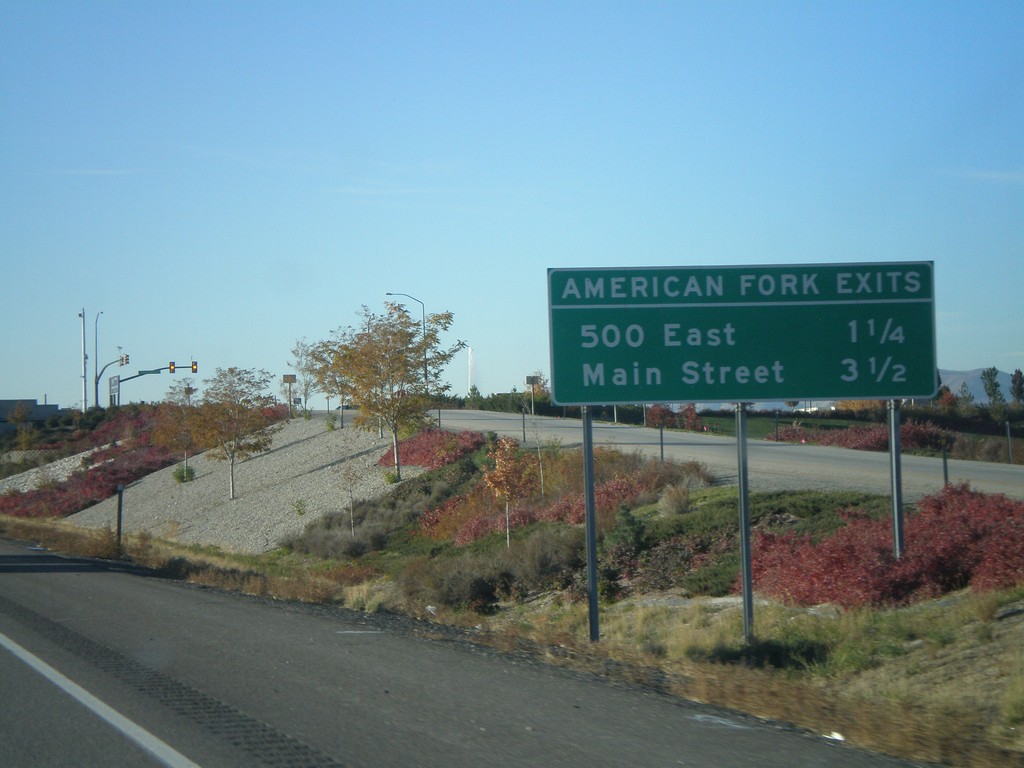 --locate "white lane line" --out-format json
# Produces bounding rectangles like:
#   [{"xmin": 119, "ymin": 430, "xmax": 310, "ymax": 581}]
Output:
[
  {"xmin": 0, "ymin": 629, "xmax": 202, "ymax": 768},
  {"xmin": 335, "ymin": 630, "xmax": 383, "ymax": 634}
]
